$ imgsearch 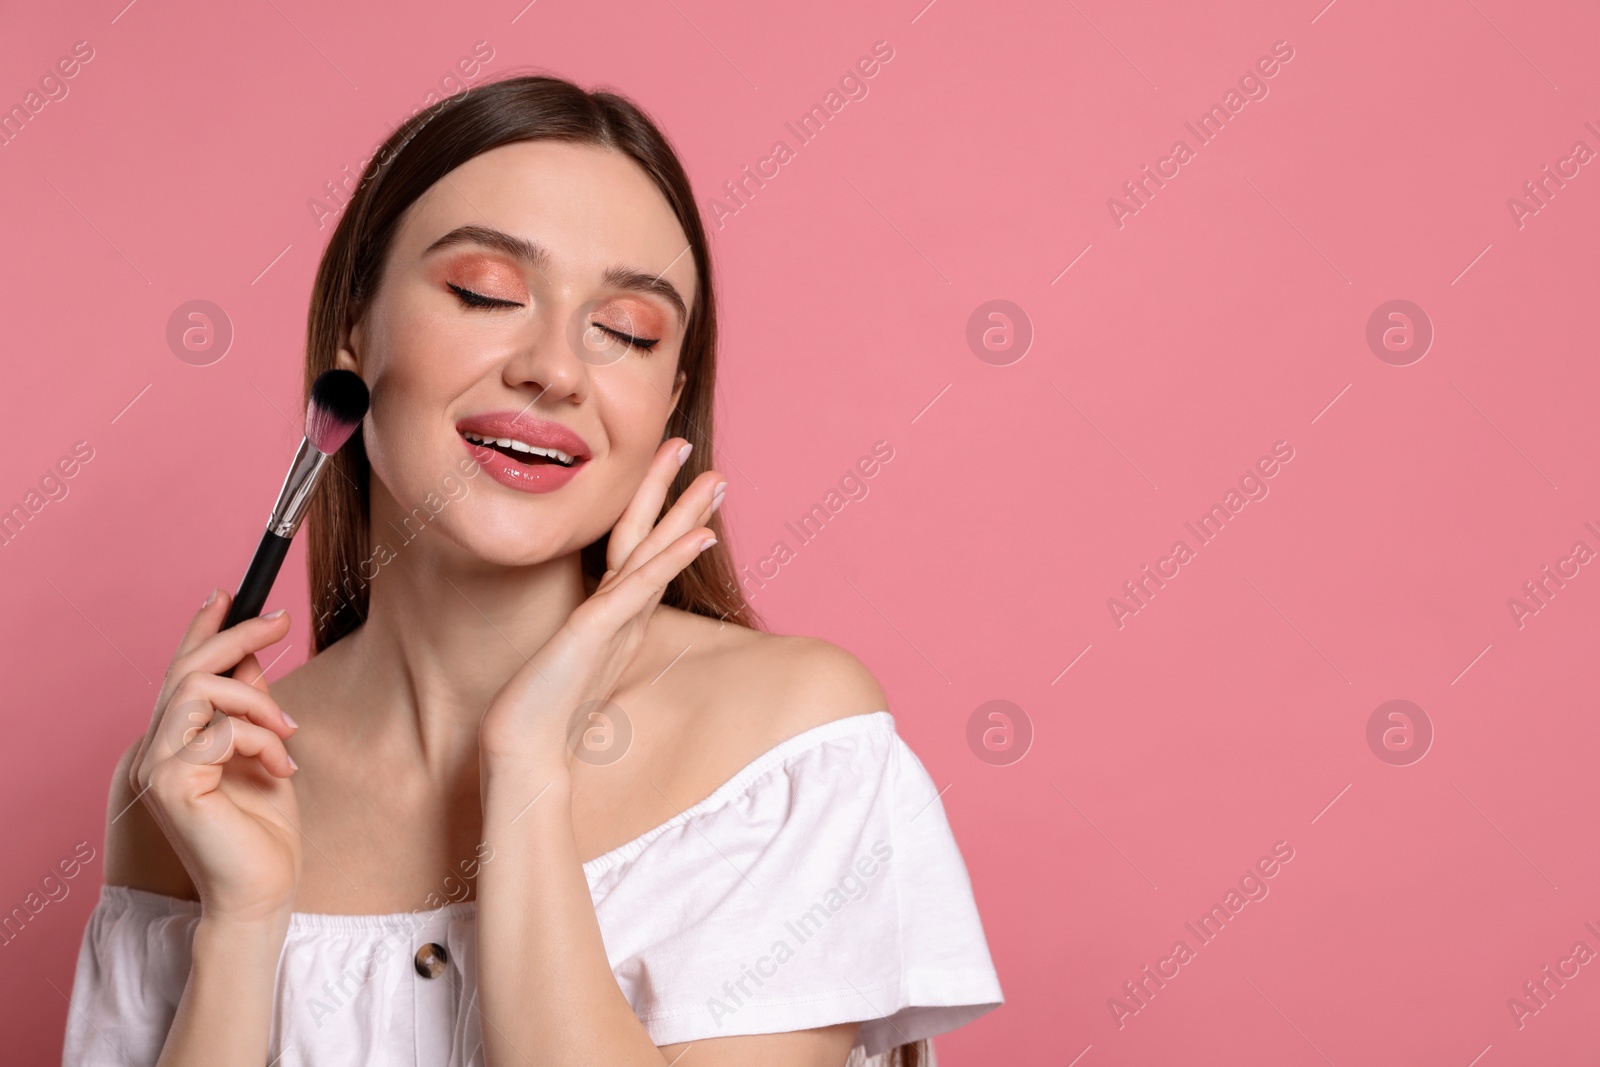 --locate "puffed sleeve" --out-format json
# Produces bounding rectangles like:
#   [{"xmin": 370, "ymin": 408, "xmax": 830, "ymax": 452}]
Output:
[
  {"xmin": 582, "ymin": 712, "xmax": 1004, "ymax": 1058},
  {"xmin": 61, "ymin": 886, "xmax": 200, "ymax": 1067}
]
